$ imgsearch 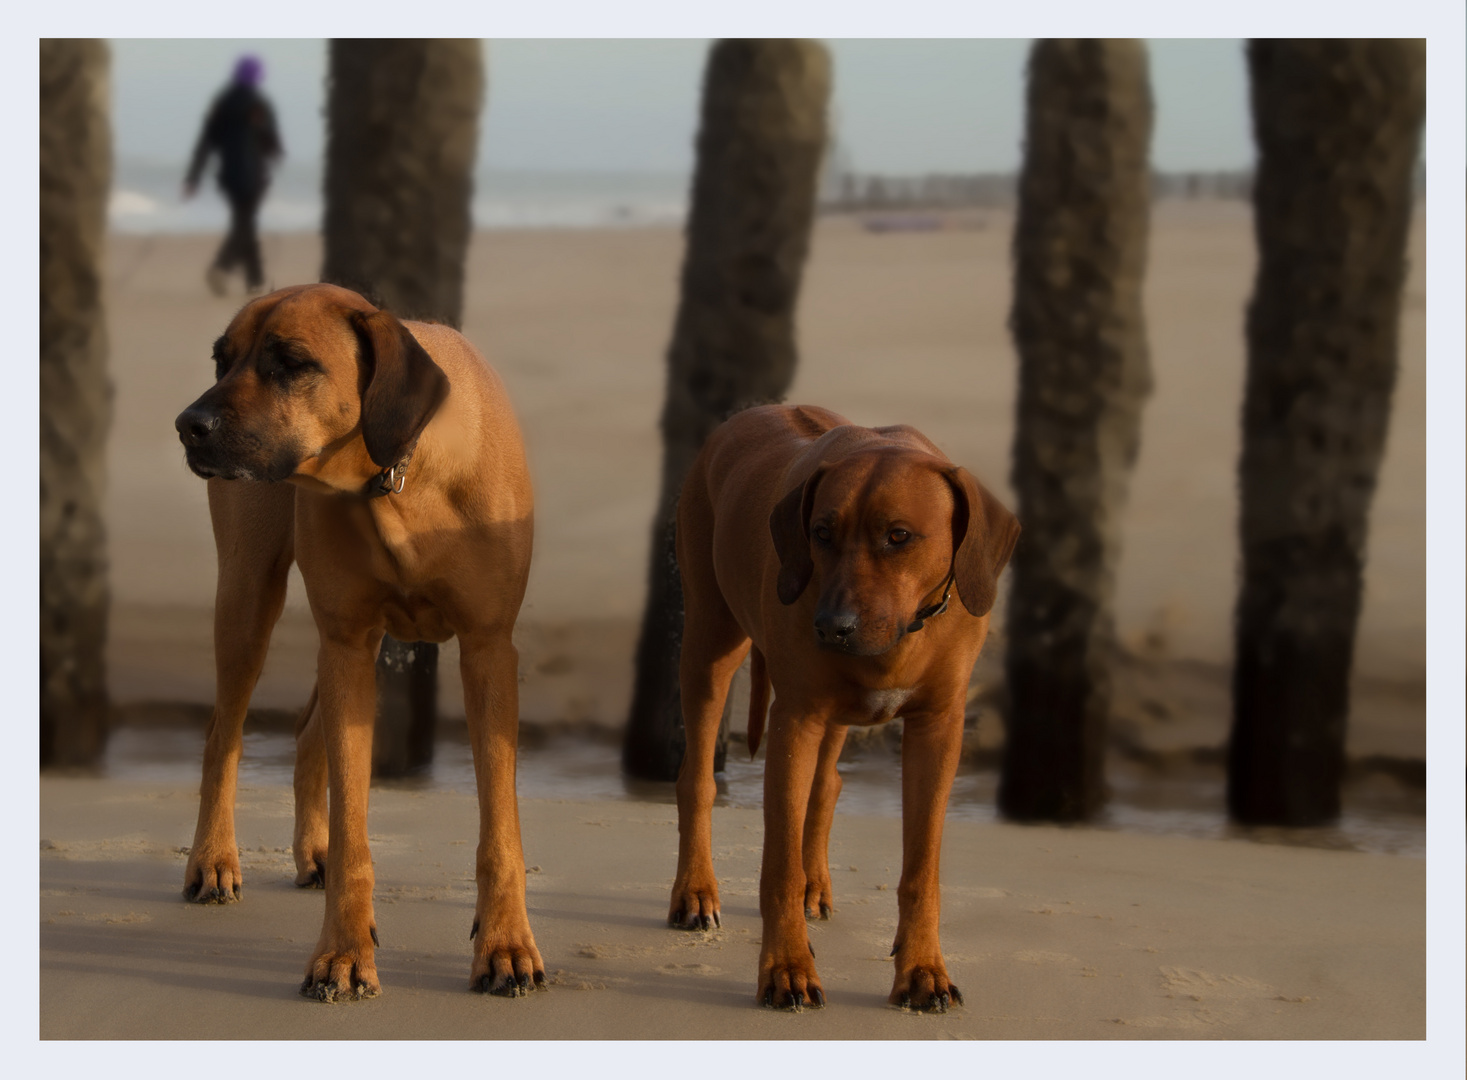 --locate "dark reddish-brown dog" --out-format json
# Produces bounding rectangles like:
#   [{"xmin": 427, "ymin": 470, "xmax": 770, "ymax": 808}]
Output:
[
  {"xmin": 668, "ymin": 404, "xmax": 1019, "ymax": 1011},
  {"xmin": 174, "ymin": 283, "xmax": 543, "ymax": 1001}
]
